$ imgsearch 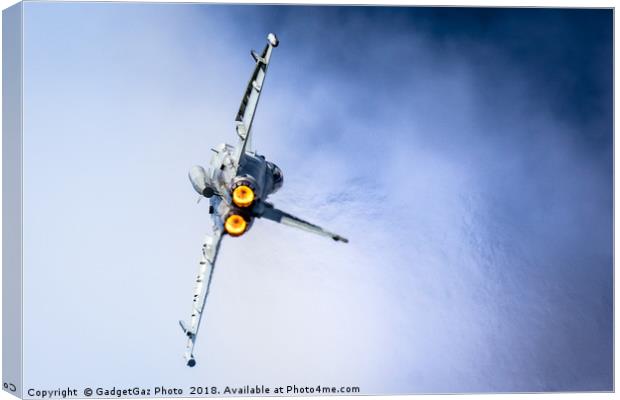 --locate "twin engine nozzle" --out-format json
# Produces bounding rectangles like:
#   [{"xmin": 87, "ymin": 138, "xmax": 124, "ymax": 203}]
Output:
[
  {"xmin": 225, "ymin": 177, "xmax": 258, "ymax": 237},
  {"xmin": 189, "ymin": 166, "xmax": 259, "ymax": 237}
]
